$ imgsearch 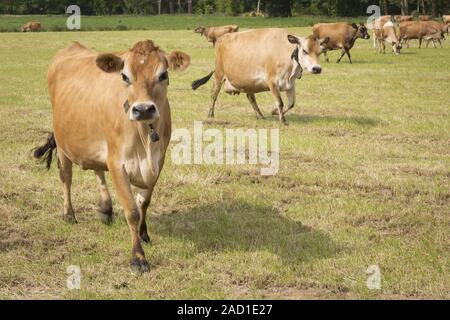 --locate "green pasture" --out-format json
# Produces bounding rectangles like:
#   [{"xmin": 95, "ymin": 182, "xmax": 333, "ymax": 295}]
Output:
[{"xmin": 0, "ymin": 25, "xmax": 449, "ymax": 299}]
